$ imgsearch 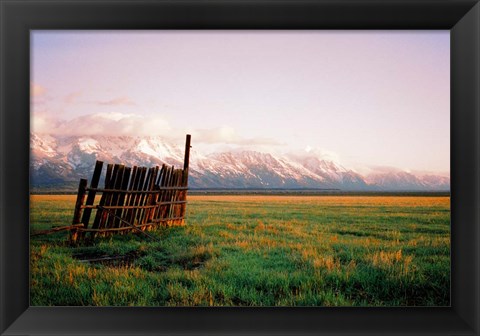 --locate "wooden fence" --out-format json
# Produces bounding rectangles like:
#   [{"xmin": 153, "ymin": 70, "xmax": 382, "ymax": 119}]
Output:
[{"xmin": 69, "ymin": 134, "xmax": 191, "ymax": 243}]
